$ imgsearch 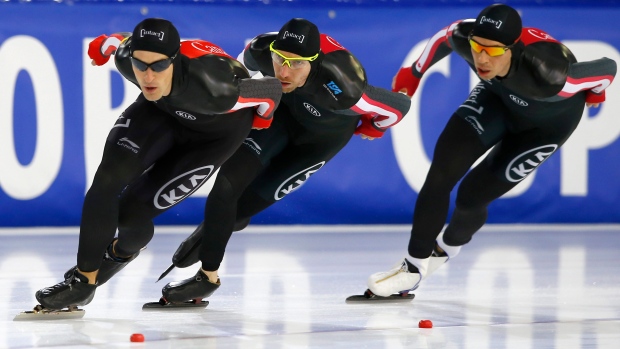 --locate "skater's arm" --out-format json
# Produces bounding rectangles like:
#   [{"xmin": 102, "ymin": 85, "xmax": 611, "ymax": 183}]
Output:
[
  {"xmin": 560, "ymin": 57, "xmax": 617, "ymax": 106},
  {"xmin": 350, "ymin": 85, "xmax": 412, "ymax": 140},
  {"xmin": 393, "ymin": 19, "xmax": 466, "ymax": 97},
  {"xmin": 239, "ymin": 33, "xmax": 278, "ymax": 78},
  {"xmin": 88, "ymin": 32, "xmax": 131, "ymax": 66},
  {"xmin": 181, "ymin": 41, "xmax": 282, "ymax": 119},
  {"xmin": 229, "ymin": 77, "xmax": 282, "ymax": 129}
]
